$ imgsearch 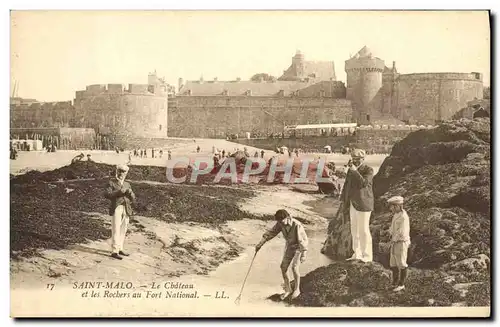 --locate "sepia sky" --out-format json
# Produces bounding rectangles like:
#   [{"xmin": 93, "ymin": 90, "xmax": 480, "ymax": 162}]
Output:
[{"xmin": 10, "ymin": 10, "xmax": 490, "ymax": 102}]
